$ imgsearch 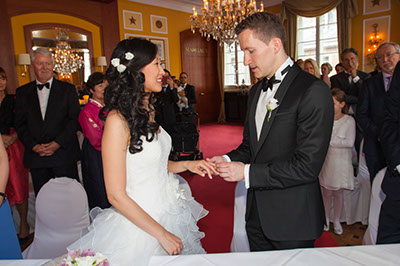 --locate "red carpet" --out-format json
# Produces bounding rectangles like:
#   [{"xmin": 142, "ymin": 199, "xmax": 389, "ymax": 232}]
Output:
[{"xmin": 181, "ymin": 123, "xmax": 338, "ymax": 253}]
